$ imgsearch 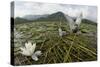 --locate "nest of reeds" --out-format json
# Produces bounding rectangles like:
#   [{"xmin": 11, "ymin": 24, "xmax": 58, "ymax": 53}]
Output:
[{"xmin": 13, "ymin": 21, "xmax": 97, "ymax": 65}]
